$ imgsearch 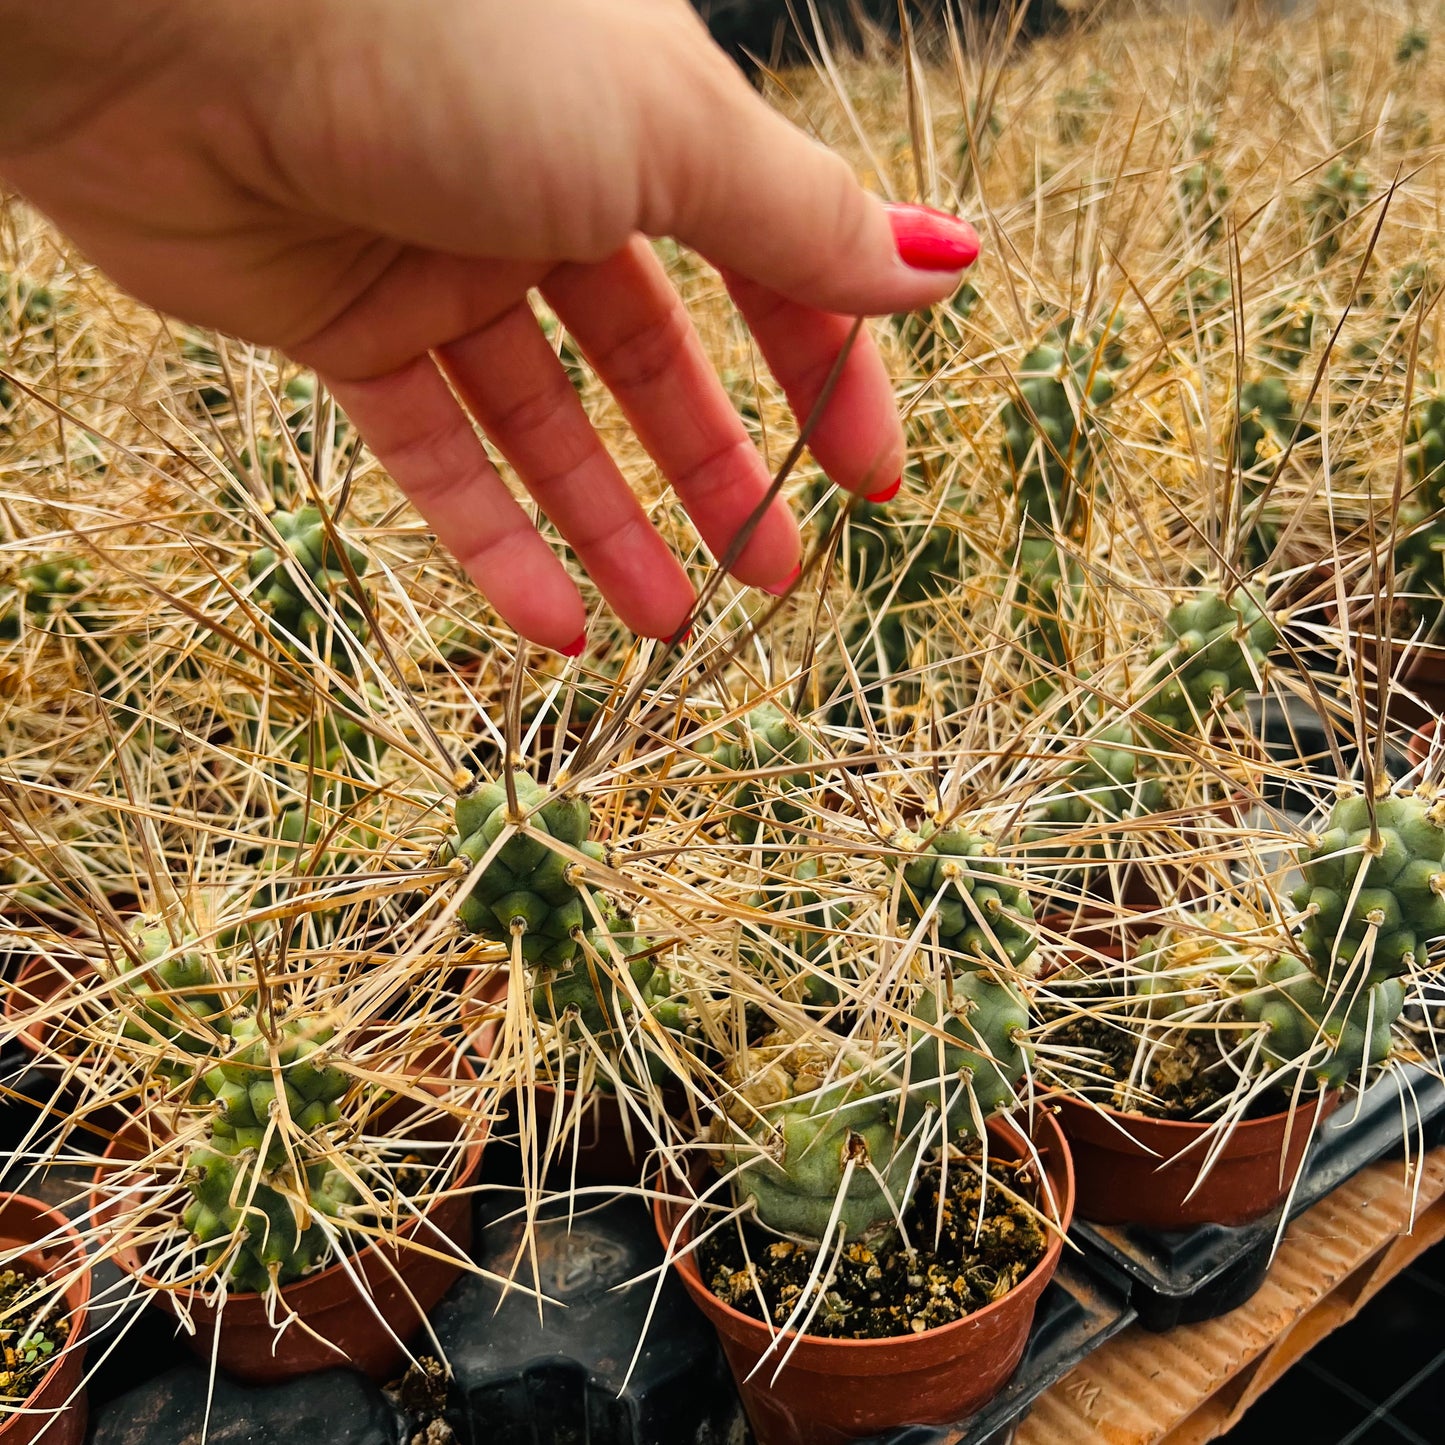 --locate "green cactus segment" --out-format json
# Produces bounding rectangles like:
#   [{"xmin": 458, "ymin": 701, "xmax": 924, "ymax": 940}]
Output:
[
  {"xmin": 1009, "ymin": 540, "xmax": 1086, "ymax": 699},
  {"xmin": 1001, "ymin": 329, "xmax": 1123, "ymax": 531},
  {"xmin": 1407, "ymin": 395, "xmax": 1445, "ymax": 505},
  {"xmin": 1141, "ymin": 588, "xmax": 1277, "ymax": 734},
  {"xmin": 117, "ymin": 921, "xmax": 231, "ymax": 1062},
  {"xmin": 1292, "ymin": 791, "xmax": 1445, "ymax": 982},
  {"xmin": 0, "ymin": 556, "xmax": 95, "ymax": 641},
  {"xmin": 444, "ymin": 771, "xmax": 603, "ymax": 963},
  {"xmin": 202, "ymin": 1015, "xmax": 349, "ymax": 1164},
  {"xmin": 248, "ymin": 506, "xmax": 370, "ymax": 663},
  {"xmin": 1259, "ymin": 302, "xmax": 1316, "ymax": 372},
  {"xmin": 1243, "ymin": 956, "xmax": 1405, "ymax": 1088},
  {"xmin": 736, "ymin": 1066, "xmax": 913, "ymax": 1242},
  {"xmin": 184, "ymin": 1136, "xmax": 356, "ymax": 1293},
  {"xmin": 1023, "ymin": 721, "xmax": 1167, "ymax": 856},
  {"xmin": 899, "ymin": 976, "xmax": 1031, "ymax": 1141},
  {"xmin": 896, "ymin": 825, "xmax": 1037, "ymax": 969},
  {"xmin": 1306, "ymin": 160, "xmax": 1370, "ymax": 263},
  {"xmin": 1395, "ymin": 505, "xmax": 1445, "ymax": 636},
  {"xmin": 1237, "ymin": 377, "xmax": 1299, "ymax": 474},
  {"xmin": 713, "ymin": 704, "xmax": 814, "ymax": 843}
]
